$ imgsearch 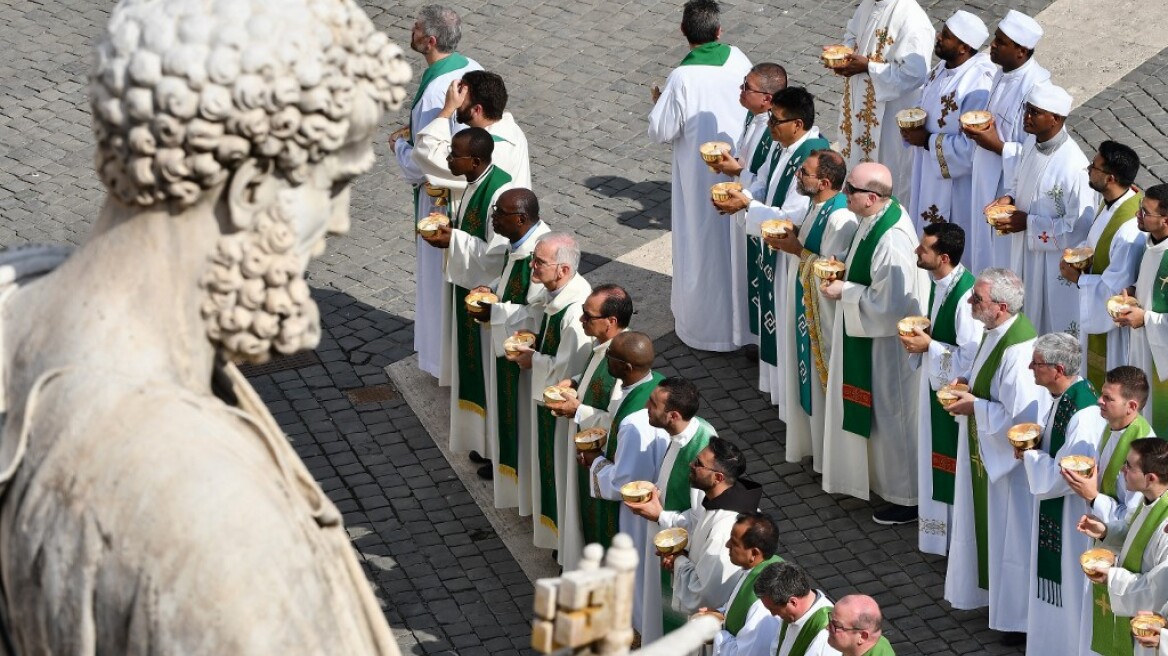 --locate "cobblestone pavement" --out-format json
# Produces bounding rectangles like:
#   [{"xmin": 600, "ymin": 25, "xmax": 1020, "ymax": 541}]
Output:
[{"xmin": 2, "ymin": 0, "xmax": 1167, "ymax": 653}]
